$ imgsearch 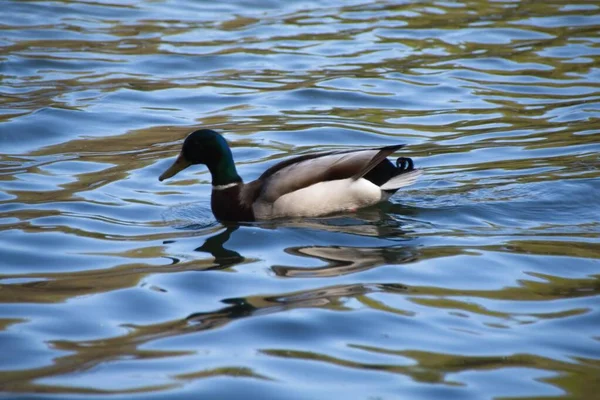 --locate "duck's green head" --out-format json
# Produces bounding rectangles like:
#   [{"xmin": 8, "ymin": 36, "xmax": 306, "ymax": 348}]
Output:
[{"xmin": 158, "ymin": 129, "xmax": 241, "ymax": 185}]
